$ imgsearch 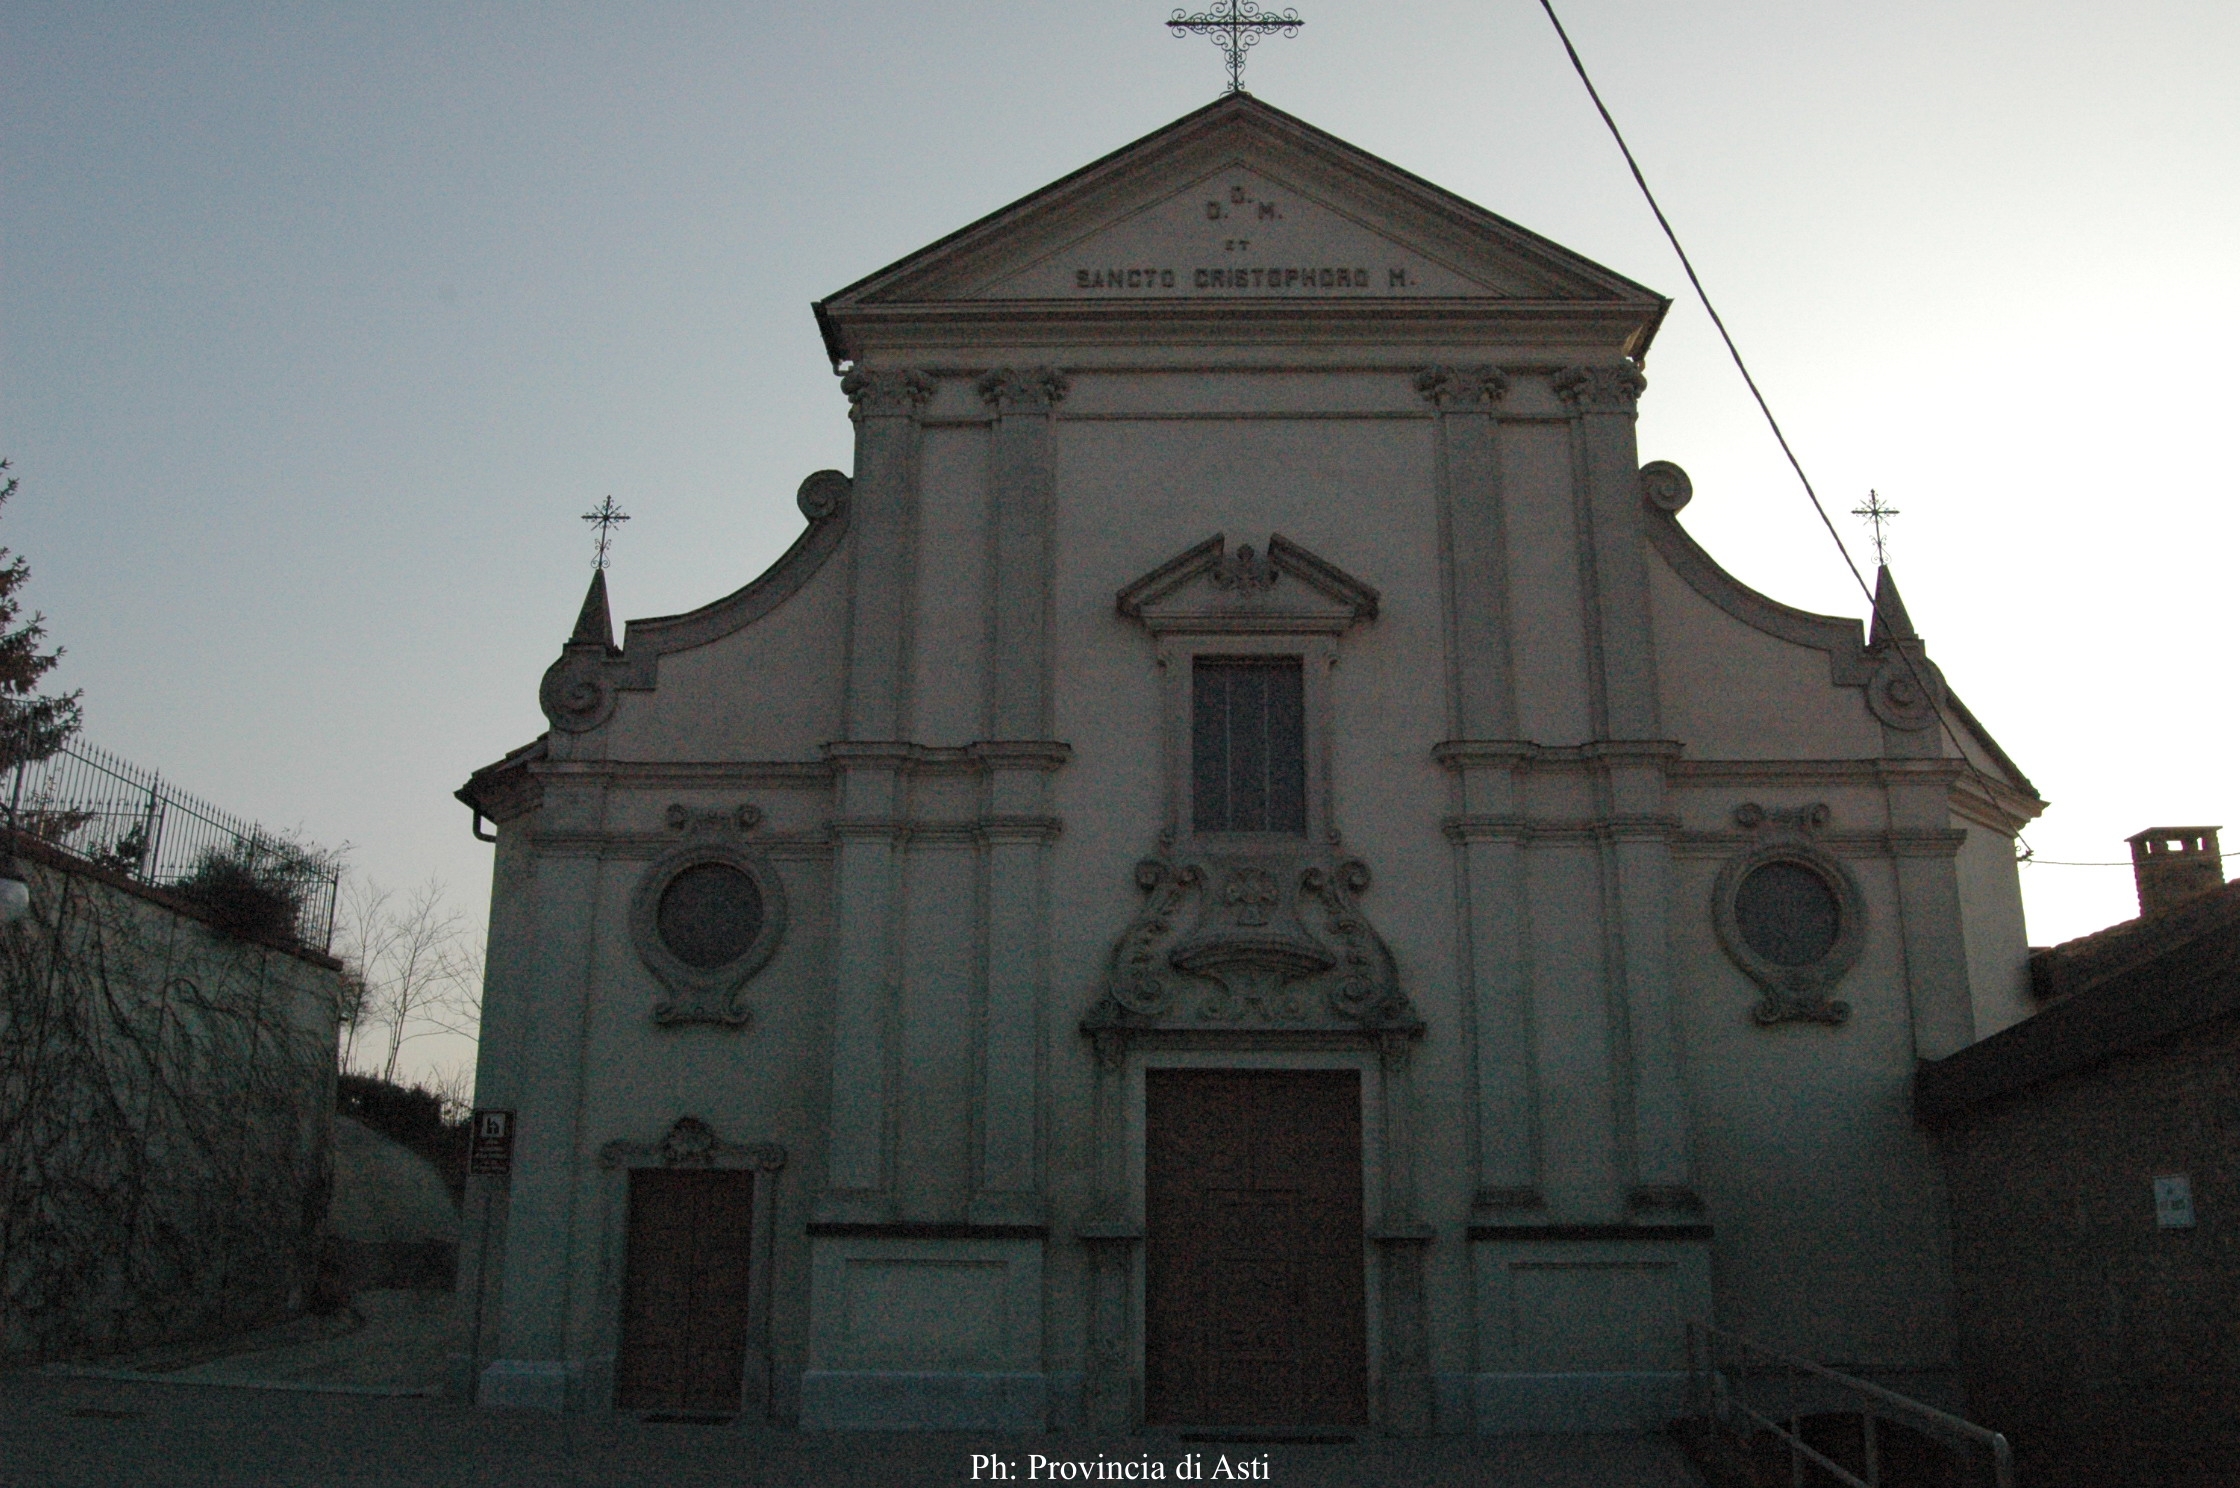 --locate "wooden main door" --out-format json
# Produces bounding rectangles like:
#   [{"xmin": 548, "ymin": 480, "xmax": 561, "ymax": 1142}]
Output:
[
  {"xmin": 1144, "ymin": 1069, "xmax": 1367, "ymax": 1427},
  {"xmin": 615, "ymin": 1168, "xmax": 755, "ymax": 1412}
]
